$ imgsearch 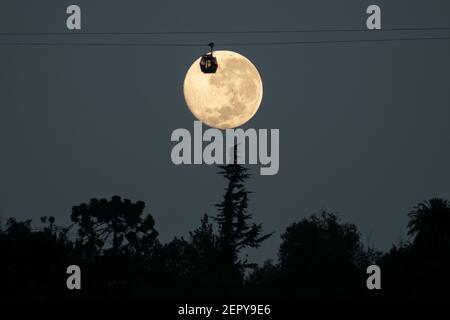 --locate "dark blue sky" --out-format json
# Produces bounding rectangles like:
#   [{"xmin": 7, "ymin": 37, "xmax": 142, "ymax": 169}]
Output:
[{"xmin": 1, "ymin": 0, "xmax": 450, "ymax": 263}]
